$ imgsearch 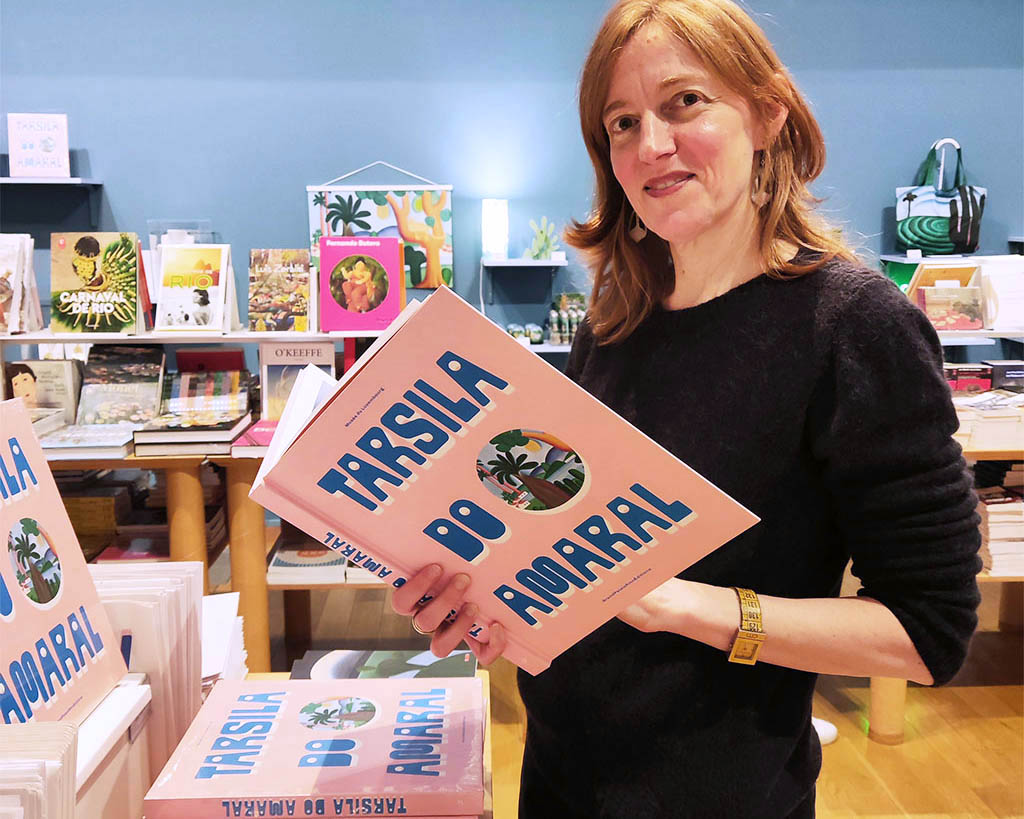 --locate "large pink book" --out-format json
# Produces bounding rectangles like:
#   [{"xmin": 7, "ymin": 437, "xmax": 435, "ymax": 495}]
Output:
[
  {"xmin": 319, "ymin": 236, "xmax": 406, "ymax": 332},
  {"xmin": 251, "ymin": 287, "xmax": 760, "ymax": 674},
  {"xmin": 0, "ymin": 398, "xmax": 126, "ymax": 725},
  {"xmin": 143, "ymin": 678, "xmax": 484, "ymax": 818}
]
